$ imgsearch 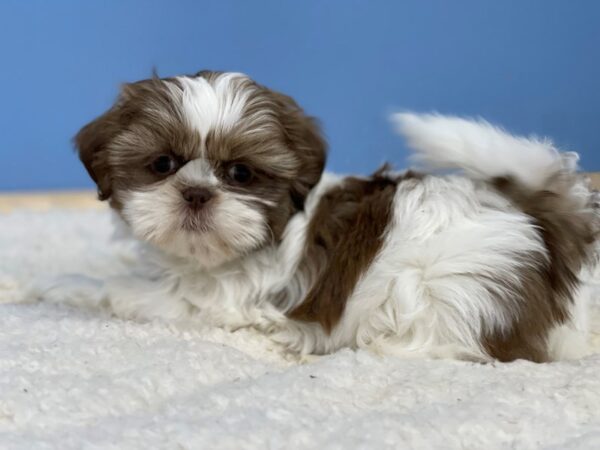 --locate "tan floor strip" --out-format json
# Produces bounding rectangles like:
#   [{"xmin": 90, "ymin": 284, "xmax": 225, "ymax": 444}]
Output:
[
  {"xmin": 0, "ymin": 191, "xmax": 104, "ymax": 212},
  {"xmin": 0, "ymin": 174, "xmax": 598, "ymax": 213},
  {"xmin": 589, "ymin": 173, "xmax": 600, "ymax": 189}
]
